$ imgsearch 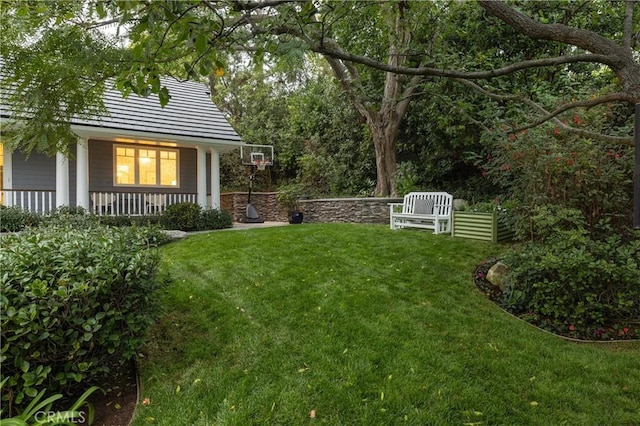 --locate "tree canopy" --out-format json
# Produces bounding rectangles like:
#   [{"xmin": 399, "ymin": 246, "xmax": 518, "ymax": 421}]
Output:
[{"xmin": 1, "ymin": 0, "xmax": 637, "ymax": 195}]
